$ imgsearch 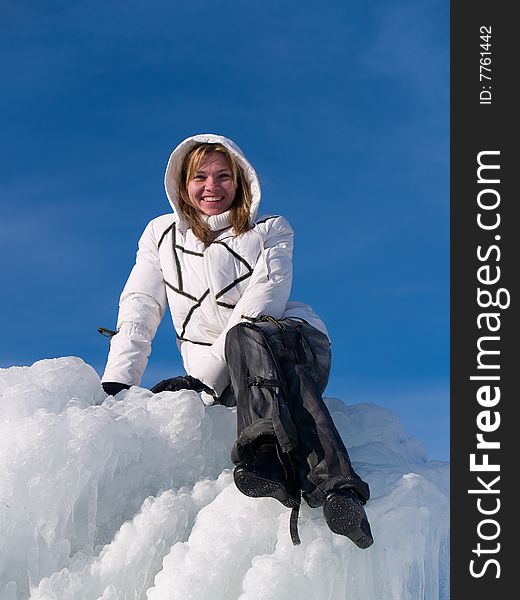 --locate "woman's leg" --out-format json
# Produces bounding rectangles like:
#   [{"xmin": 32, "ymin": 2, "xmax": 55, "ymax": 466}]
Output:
[{"xmin": 224, "ymin": 319, "xmax": 370, "ymax": 508}]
